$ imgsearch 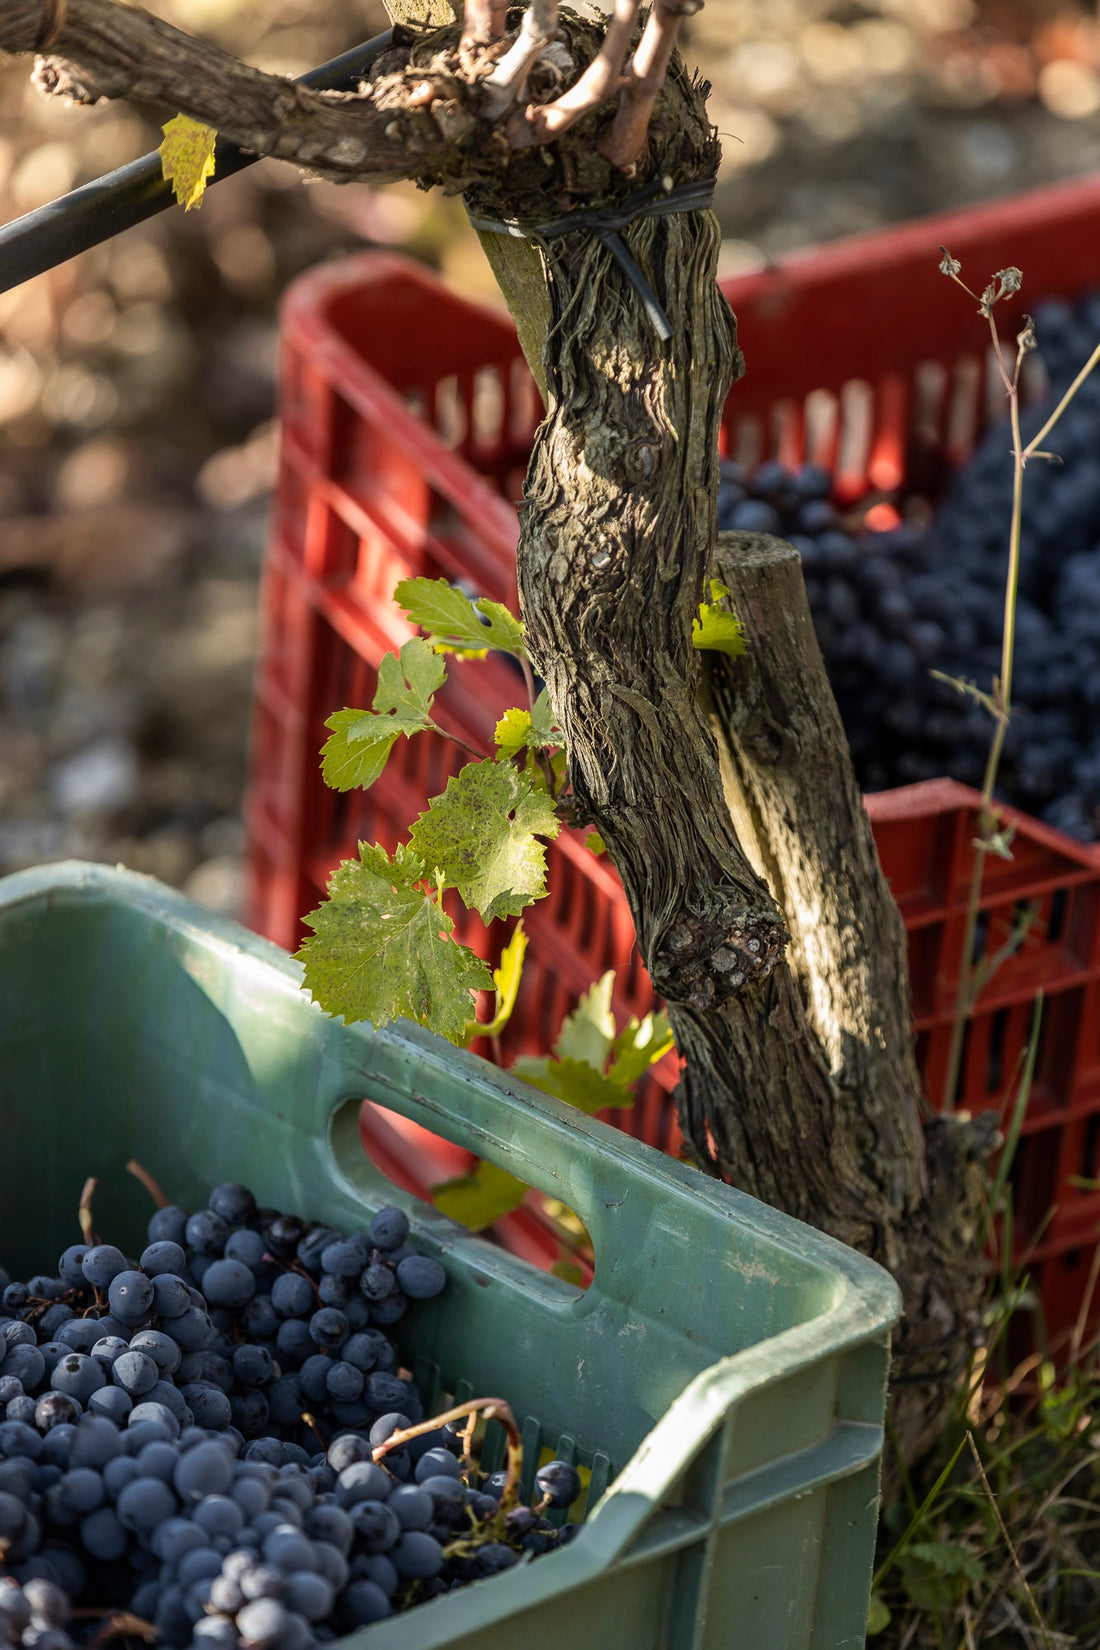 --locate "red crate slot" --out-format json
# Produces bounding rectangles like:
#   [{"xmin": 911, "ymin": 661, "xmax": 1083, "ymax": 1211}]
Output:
[{"xmin": 245, "ymin": 178, "xmax": 1100, "ymax": 1340}]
